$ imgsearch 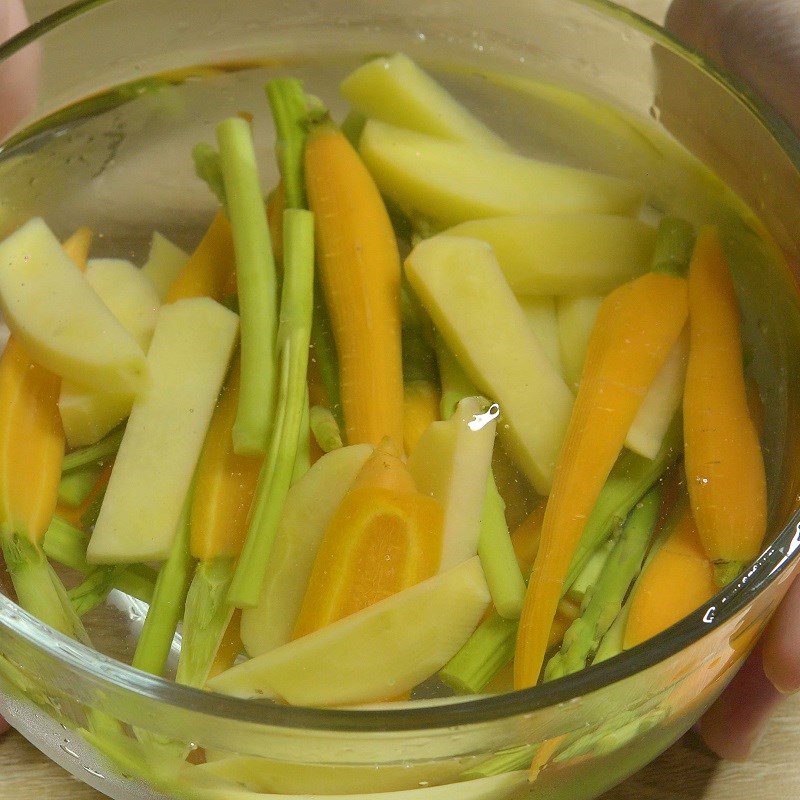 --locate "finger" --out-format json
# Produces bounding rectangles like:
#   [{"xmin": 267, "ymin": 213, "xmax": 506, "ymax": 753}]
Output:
[
  {"xmin": 0, "ymin": 0, "xmax": 38, "ymax": 138},
  {"xmin": 698, "ymin": 645, "xmax": 784, "ymax": 761},
  {"xmin": 760, "ymin": 571, "xmax": 800, "ymax": 694},
  {"xmin": 0, "ymin": 716, "xmax": 8, "ymax": 735}
]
